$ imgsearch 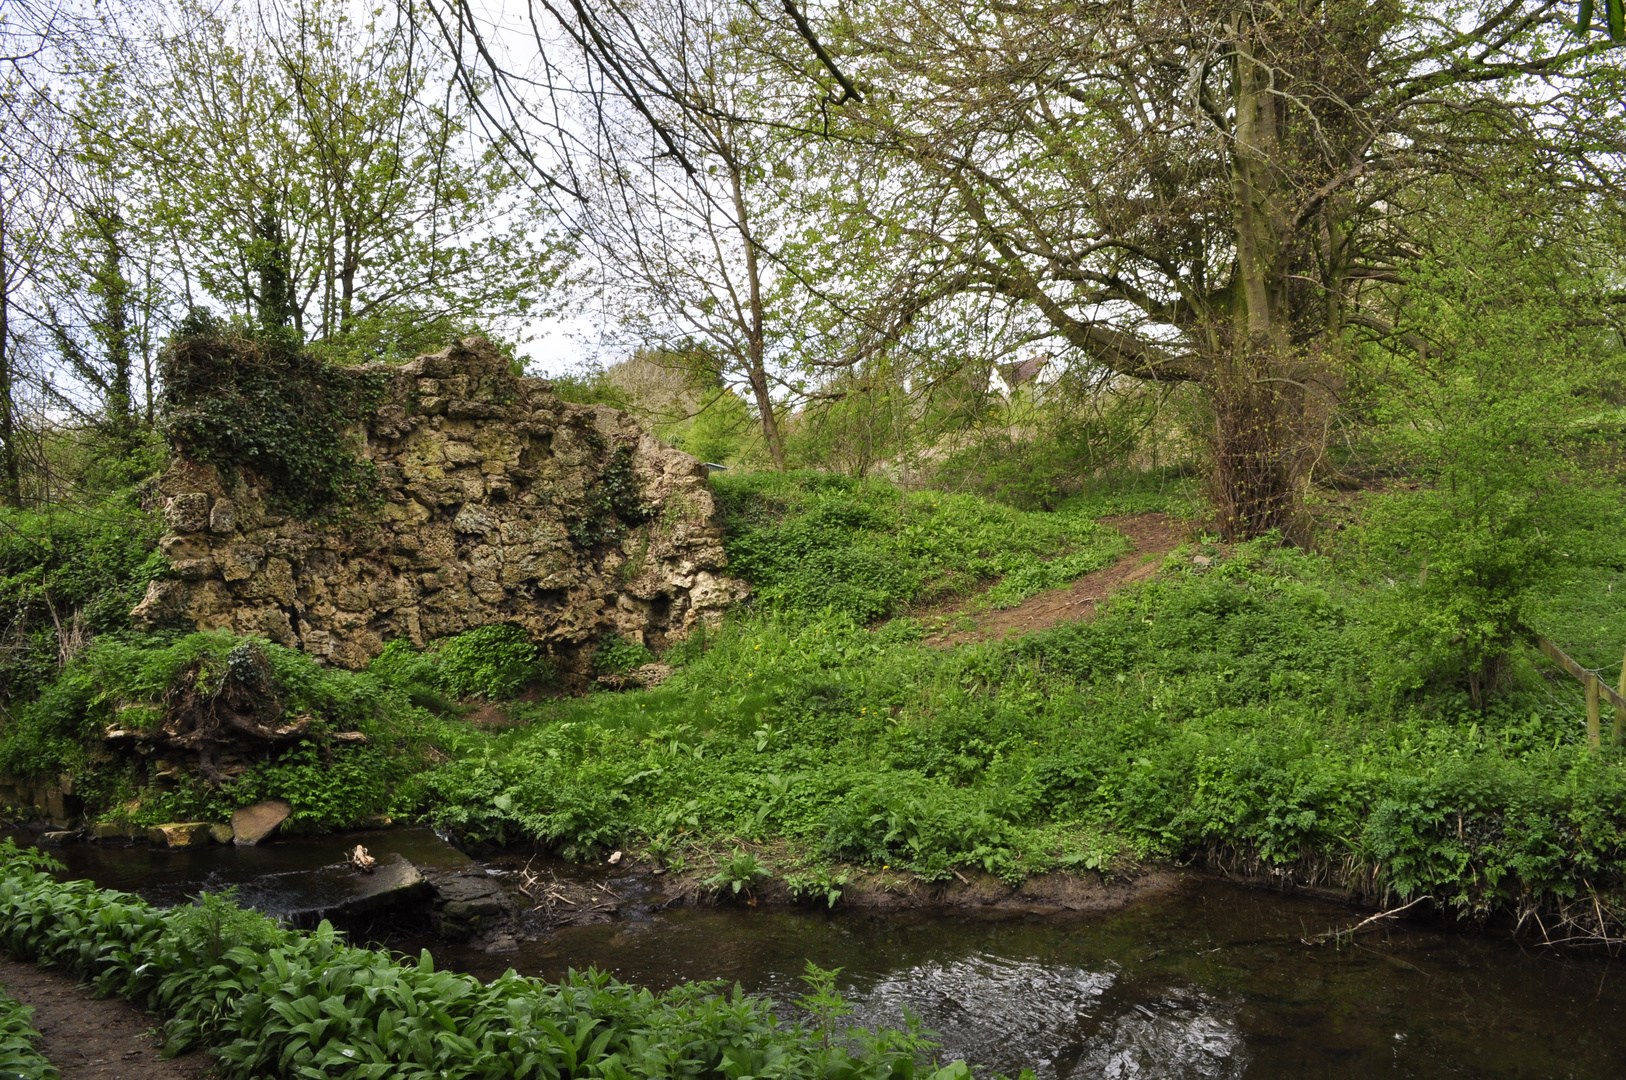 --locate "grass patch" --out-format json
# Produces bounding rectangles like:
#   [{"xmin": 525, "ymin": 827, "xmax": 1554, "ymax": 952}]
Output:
[{"xmin": 714, "ymin": 471, "xmax": 1128, "ymax": 619}]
